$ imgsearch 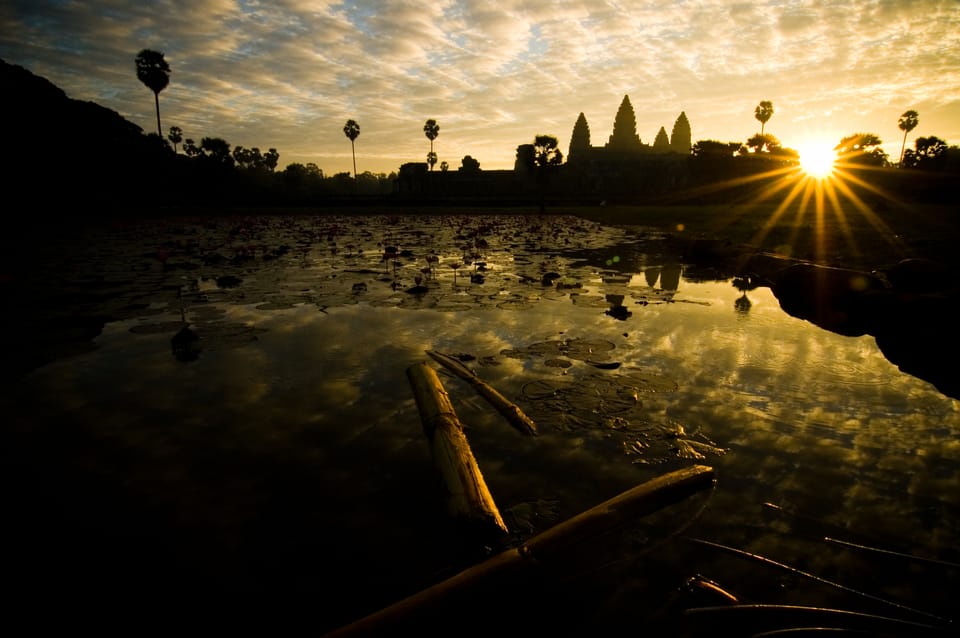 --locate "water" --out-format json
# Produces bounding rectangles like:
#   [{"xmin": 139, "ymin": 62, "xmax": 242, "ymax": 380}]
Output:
[{"xmin": 2, "ymin": 213, "xmax": 958, "ymax": 634}]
